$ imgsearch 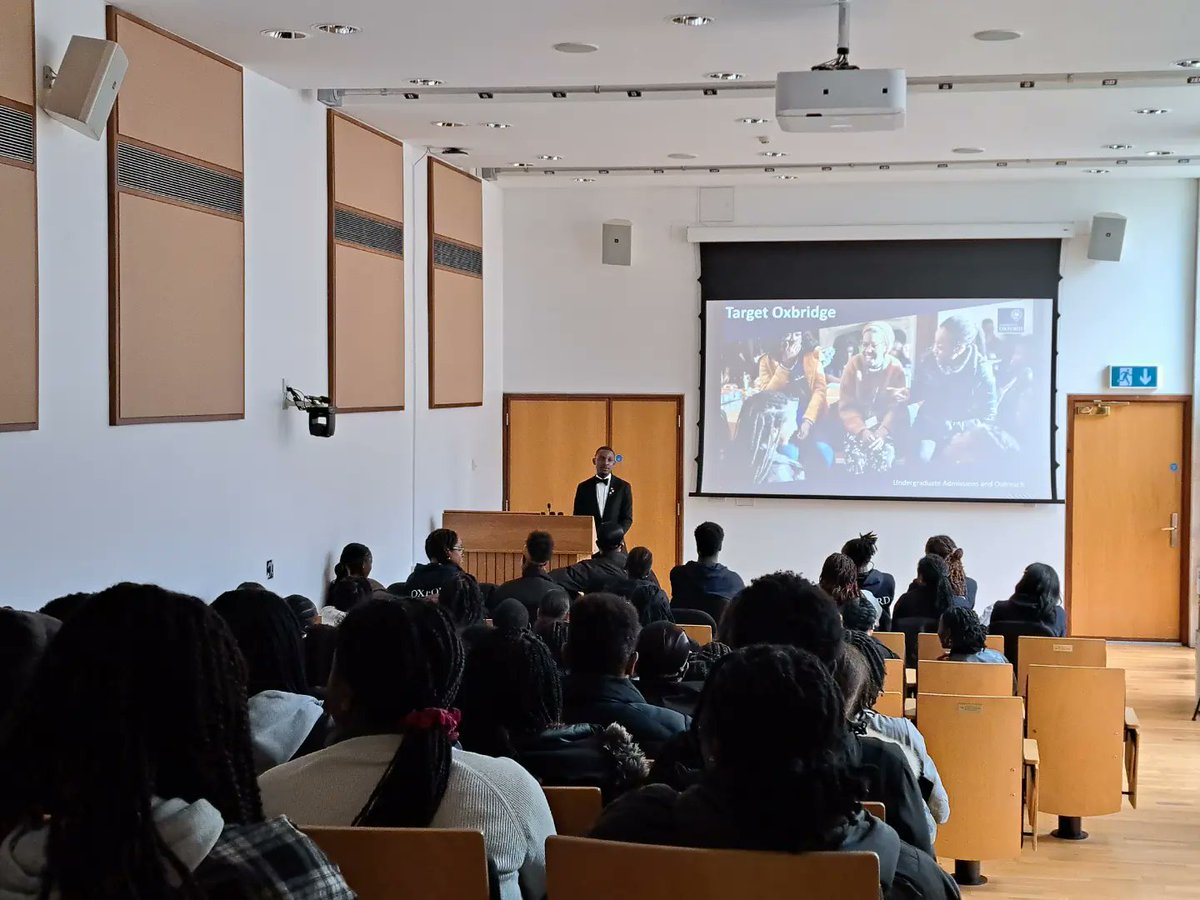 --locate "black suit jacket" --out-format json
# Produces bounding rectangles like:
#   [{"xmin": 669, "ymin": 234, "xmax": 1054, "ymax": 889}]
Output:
[{"xmin": 573, "ymin": 475, "xmax": 633, "ymax": 534}]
